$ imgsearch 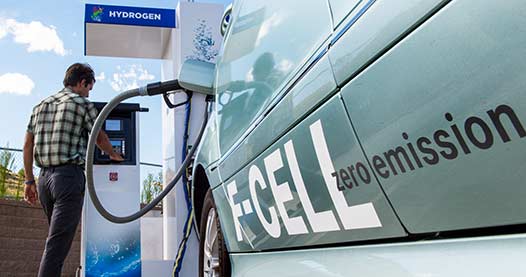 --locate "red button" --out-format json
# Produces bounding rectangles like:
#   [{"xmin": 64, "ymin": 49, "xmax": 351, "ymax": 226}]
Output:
[{"xmin": 109, "ymin": 172, "xmax": 118, "ymax": 182}]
